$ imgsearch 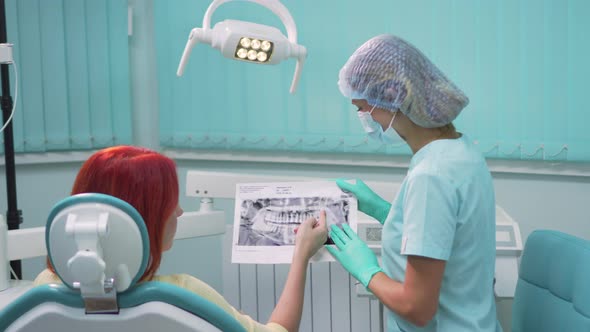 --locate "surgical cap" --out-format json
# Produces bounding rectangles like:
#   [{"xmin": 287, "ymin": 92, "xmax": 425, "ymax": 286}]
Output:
[{"xmin": 338, "ymin": 34, "xmax": 469, "ymax": 128}]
